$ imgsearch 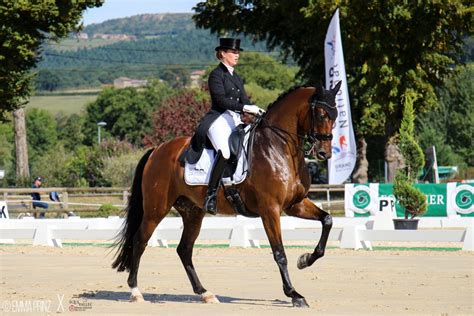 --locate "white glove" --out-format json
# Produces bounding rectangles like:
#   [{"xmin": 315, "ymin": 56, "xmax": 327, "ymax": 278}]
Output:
[{"xmin": 243, "ymin": 105, "xmax": 265, "ymax": 115}]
